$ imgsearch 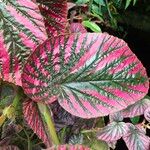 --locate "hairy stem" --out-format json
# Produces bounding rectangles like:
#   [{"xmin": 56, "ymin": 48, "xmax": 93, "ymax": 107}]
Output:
[{"xmin": 37, "ymin": 102, "xmax": 60, "ymax": 145}]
